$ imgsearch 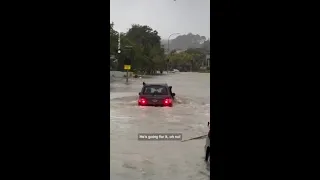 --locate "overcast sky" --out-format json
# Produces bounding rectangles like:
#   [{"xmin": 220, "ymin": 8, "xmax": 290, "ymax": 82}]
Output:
[{"xmin": 110, "ymin": 0, "xmax": 210, "ymax": 39}]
